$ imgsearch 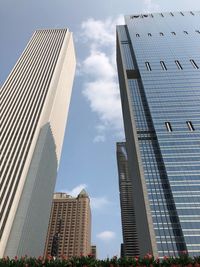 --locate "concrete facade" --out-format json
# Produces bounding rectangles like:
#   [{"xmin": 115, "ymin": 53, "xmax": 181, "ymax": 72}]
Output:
[
  {"xmin": 44, "ymin": 191, "xmax": 91, "ymax": 258},
  {"xmin": 0, "ymin": 29, "xmax": 76, "ymax": 257}
]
